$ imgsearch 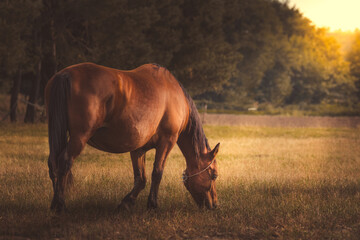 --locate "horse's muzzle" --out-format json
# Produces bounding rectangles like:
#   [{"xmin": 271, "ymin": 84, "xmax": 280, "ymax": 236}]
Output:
[{"xmin": 203, "ymin": 191, "xmax": 218, "ymax": 210}]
